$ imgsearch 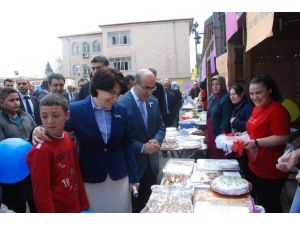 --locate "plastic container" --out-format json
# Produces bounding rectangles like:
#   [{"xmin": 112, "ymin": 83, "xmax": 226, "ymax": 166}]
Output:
[
  {"xmin": 163, "ymin": 158, "xmax": 195, "ymax": 176},
  {"xmin": 179, "ymin": 121, "xmax": 196, "ymax": 129}
]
